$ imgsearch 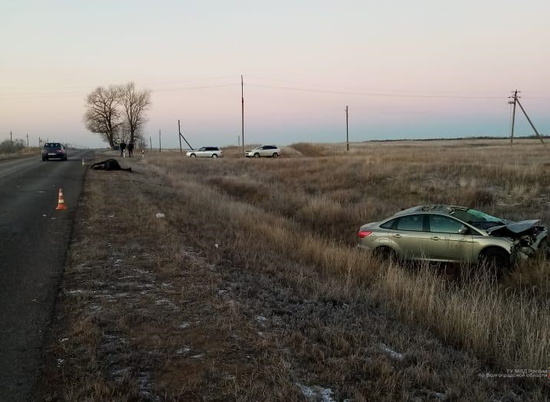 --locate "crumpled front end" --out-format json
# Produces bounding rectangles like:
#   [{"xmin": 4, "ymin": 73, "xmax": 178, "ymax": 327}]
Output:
[{"xmin": 489, "ymin": 221, "xmax": 549, "ymax": 263}]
